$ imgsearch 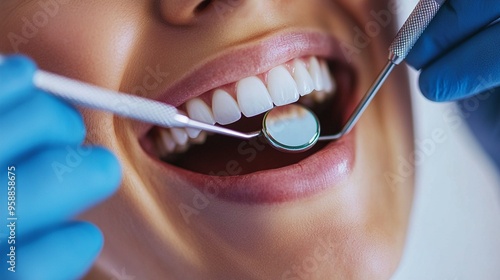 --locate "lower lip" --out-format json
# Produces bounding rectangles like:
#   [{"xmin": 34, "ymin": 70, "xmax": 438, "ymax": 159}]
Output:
[
  {"xmin": 143, "ymin": 68, "xmax": 357, "ymax": 205},
  {"xmin": 152, "ymin": 131, "xmax": 355, "ymax": 204}
]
